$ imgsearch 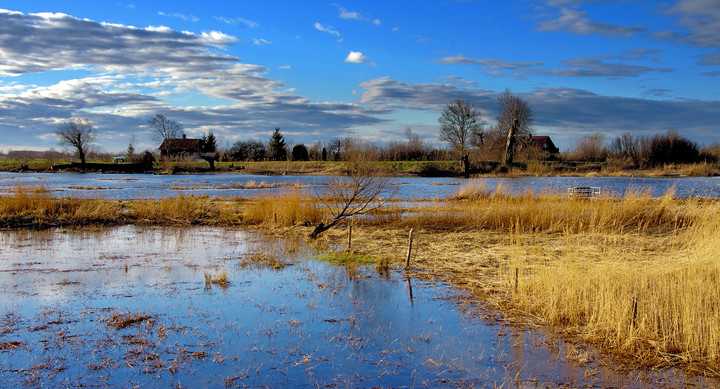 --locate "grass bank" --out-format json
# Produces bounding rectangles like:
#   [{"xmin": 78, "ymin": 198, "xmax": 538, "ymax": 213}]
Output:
[
  {"xmin": 2, "ymin": 184, "xmax": 719, "ymax": 374},
  {"xmin": 3, "ymin": 157, "xmax": 719, "ymax": 177}
]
